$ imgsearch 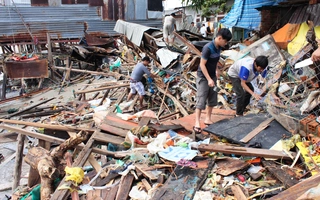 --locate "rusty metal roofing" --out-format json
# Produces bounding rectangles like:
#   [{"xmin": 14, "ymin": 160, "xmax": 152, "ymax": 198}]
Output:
[
  {"xmin": 289, "ymin": 4, "xmax": 320, "ymax": 26},
  {"xmin": 0, "ymin": 6, "xmax": 162, "ymax": 43}
]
